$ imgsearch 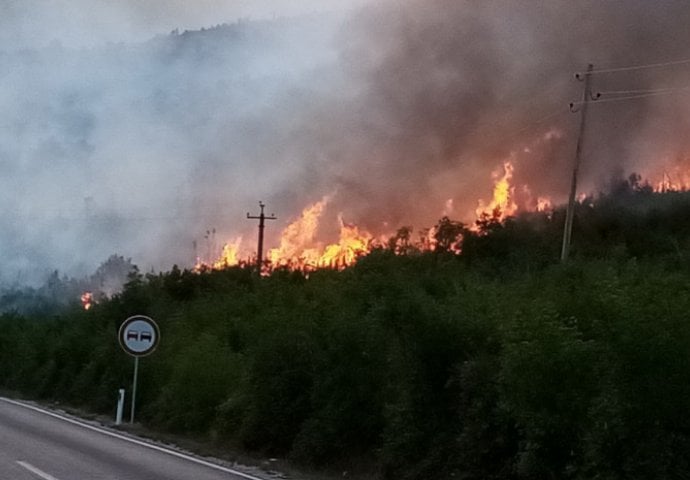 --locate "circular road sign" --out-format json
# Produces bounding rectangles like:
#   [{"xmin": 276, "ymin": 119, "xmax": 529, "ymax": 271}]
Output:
[{"xmin": 118, "ymin": 315, "xmax": 160, "ymax": 357}]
